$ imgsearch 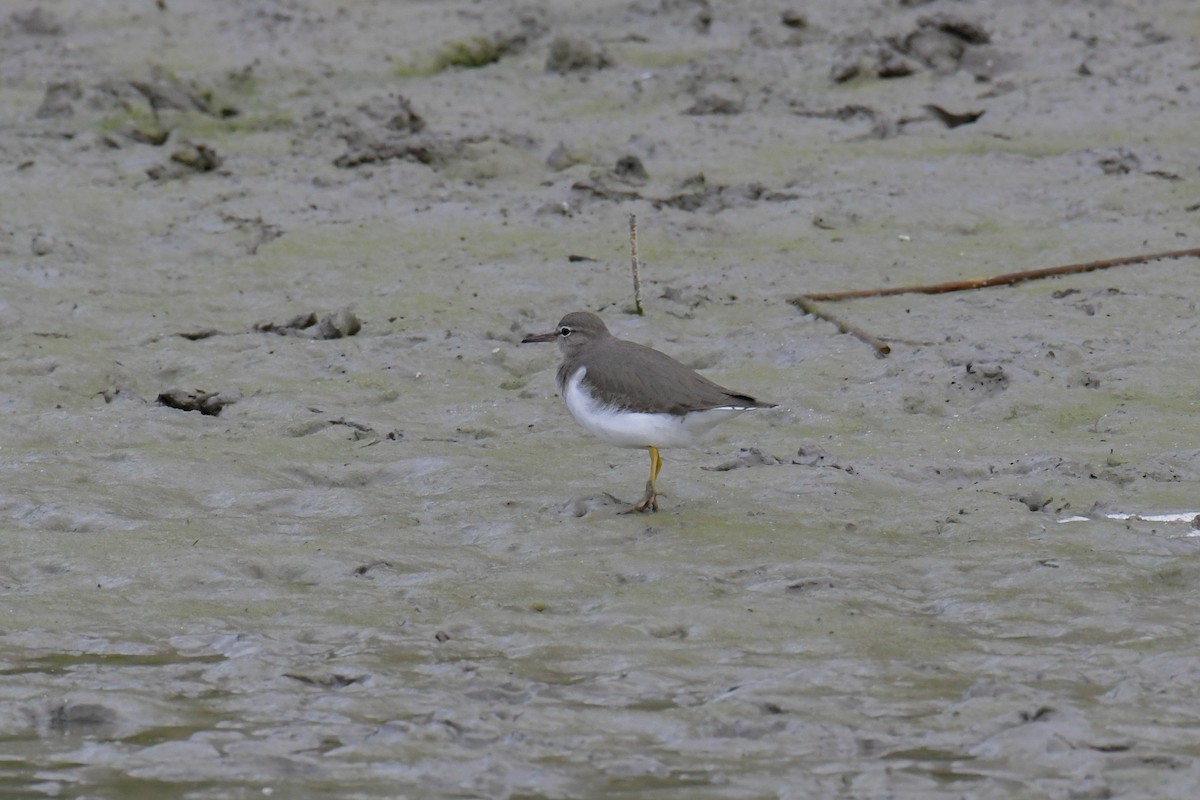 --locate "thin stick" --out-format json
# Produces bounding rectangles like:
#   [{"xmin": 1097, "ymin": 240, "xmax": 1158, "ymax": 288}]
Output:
[
  {"xmin": 629, "ymin": 214, "xmax": 643, "ymax": 315},
  {"xmin": 790, "ymin": 295, "xmax": 891, "ymax": 357},
  {"xmin": 795, "ymin": 247, "xmax": 1200, "ymax": 303}
]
